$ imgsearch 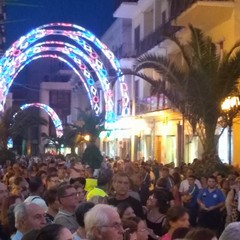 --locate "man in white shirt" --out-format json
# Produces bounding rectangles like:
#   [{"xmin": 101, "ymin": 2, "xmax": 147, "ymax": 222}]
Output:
[
  {"xmin": 179, "ymin": 168, "xmax": 202, "ymax": 194},
  {"xmin": 11, "ymin": 203, "xmax": 46, "ymax": 240}
]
